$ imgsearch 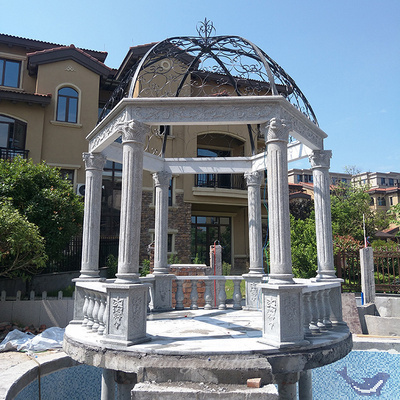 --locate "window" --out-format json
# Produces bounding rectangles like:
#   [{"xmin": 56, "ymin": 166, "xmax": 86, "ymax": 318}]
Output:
[
  {"xmin": 191, "ymin": 216, "xmax": 231, "ymax": 265},
  {"xmin": 390, "ymin": 197, "xmax": 393, "ymax": 206},
  {"xmin": 381, "ymin": 178, "xmax": 386, "ymax": 185},
  {"xmin": 59, "ymin": 169, "xmax": 75, "ymax": 185},
  {"xmin": 389, "ymin": 178, "xmax": 394, "ymax": 186},
  {"xmin": 377, "ymin": 197, "xmax": 386, "ymax": 206},
  {"xmin": 0, "ymin": 58, "xmax": 20, "ymax": 88},
  {"xmin": 297, "ymin": 174, "xmax": 303, "ymax": 183},
  {"xmin": 370, "ymin": 197, "xmax": 374, "ymax": 206},
  {"xmin": 0, "ymin": 115, "xmax": 27, "ymax": 159},
  {"xmin": 341, "ymin": 178, "xmax": 347, "ymax": 183},
  {"xmin": 56, "ymin": 87, "xmax": 79, "ymax": 123}
]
